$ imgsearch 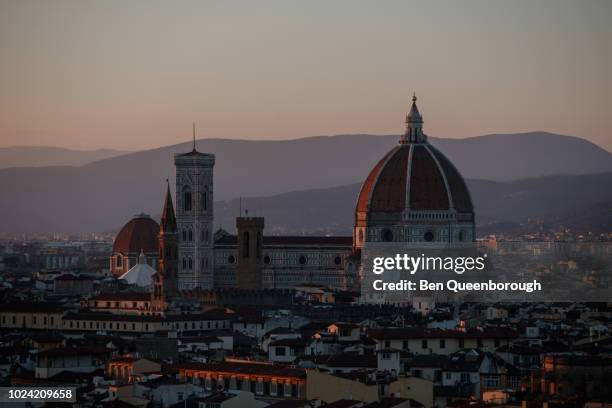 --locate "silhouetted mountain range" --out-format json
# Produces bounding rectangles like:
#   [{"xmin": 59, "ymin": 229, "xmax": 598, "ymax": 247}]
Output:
[
  {"xmin": 214, "ymin": 173, "xmax": 612, "ymax": 237},
  {"xmin": 0, "ymin": 132, "xmax": 610, "ymax": 234},
  {"xmin": 0, "ymin": 146, "xmax": 128, "ymax": 168}
]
